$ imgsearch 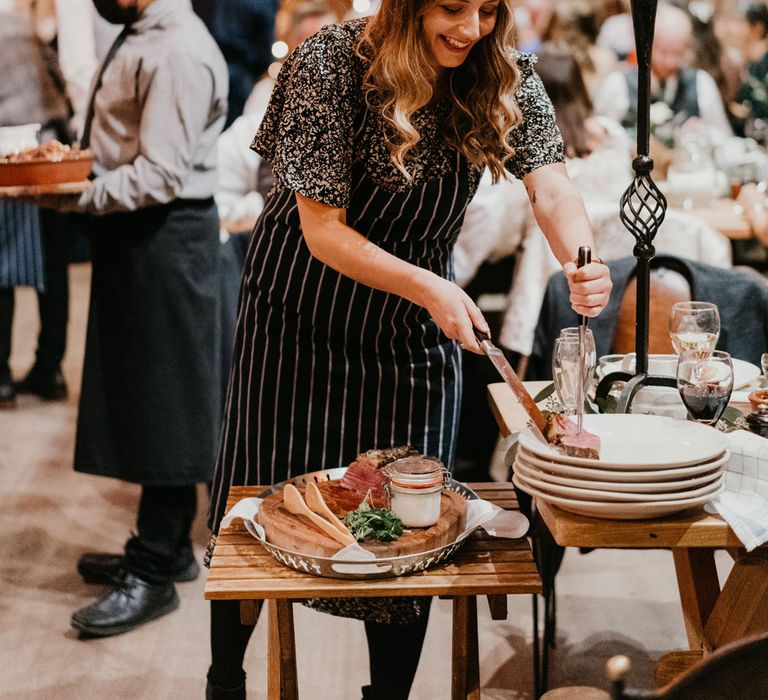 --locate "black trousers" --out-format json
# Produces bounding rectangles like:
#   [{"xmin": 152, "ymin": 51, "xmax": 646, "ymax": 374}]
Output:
[
  {"xmin": 0, "ymin": 289, "xmax": 12, "ymax": 378},
  {"xmin": 34, "ymin": 209, "xmax": 71, "ymax": 374},
  {"xmin": 124, "ymin": 484, "xmax": 197, "ymax": 584},
  {"xmin": 209, "ymin": 598, "xmax": 431, "ymax": 699}
]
